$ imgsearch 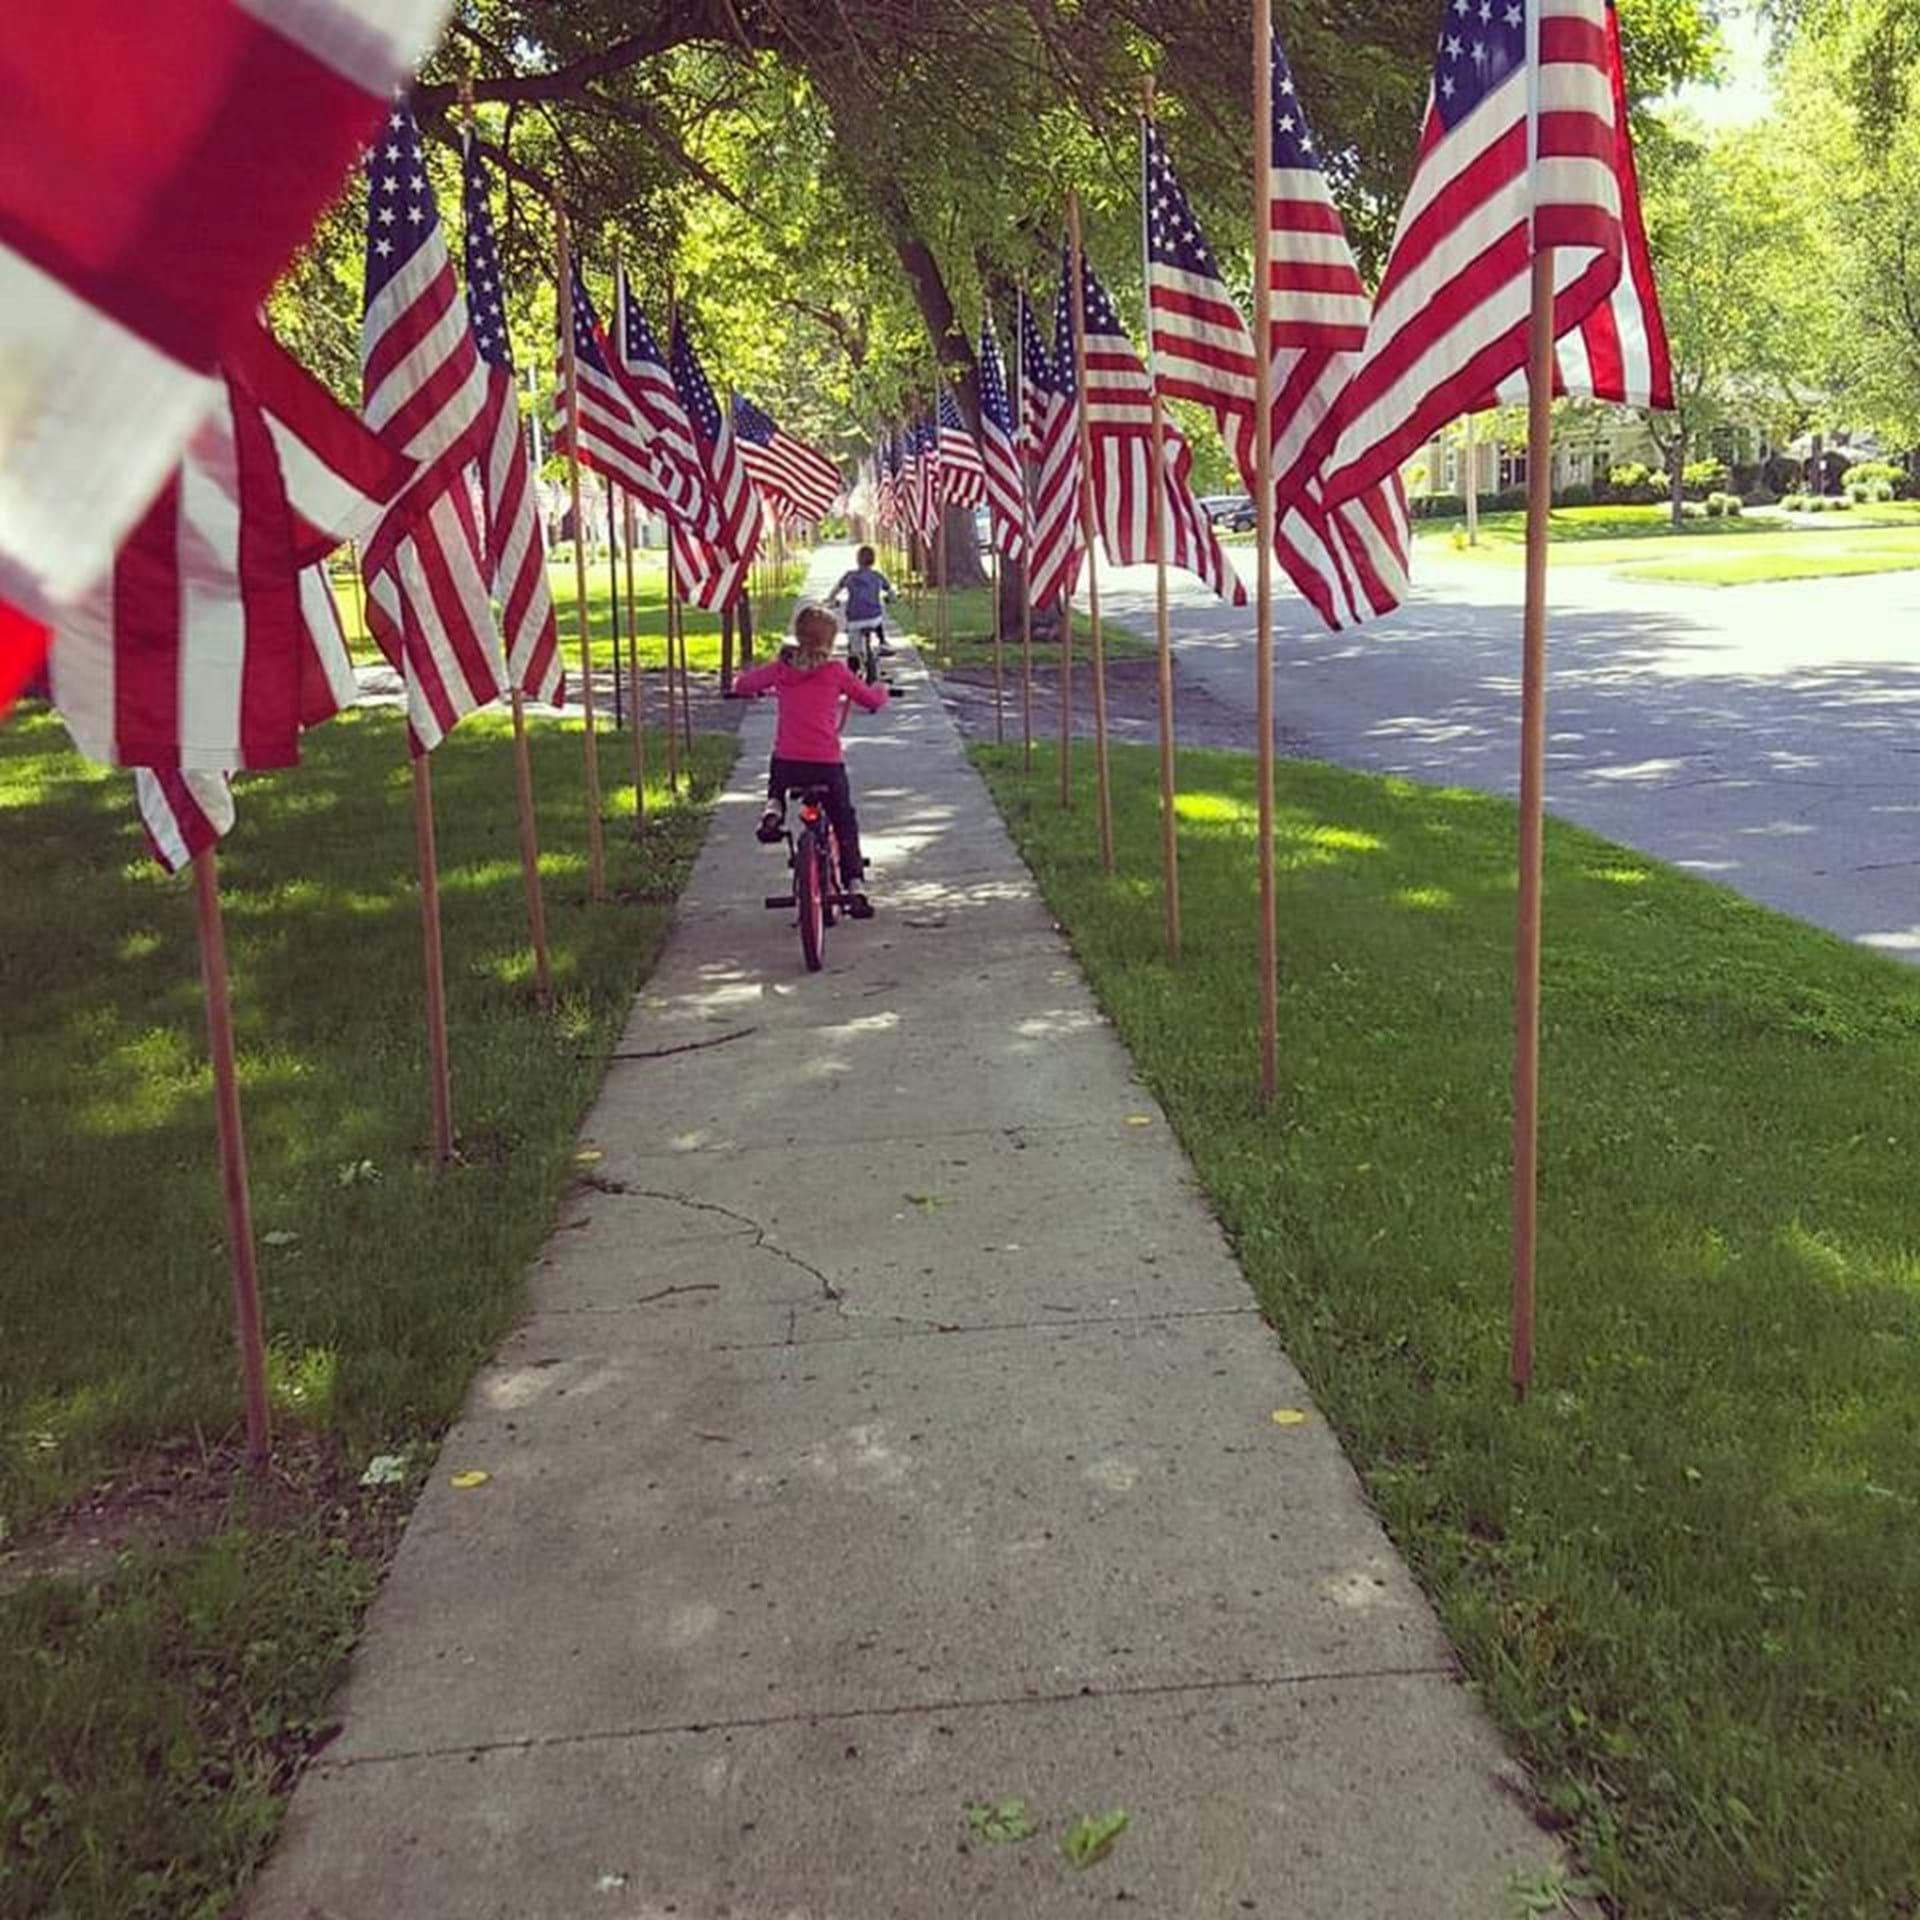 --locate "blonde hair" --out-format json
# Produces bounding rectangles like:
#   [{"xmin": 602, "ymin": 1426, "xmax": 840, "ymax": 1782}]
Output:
[{"xmin": 791, "ymin": 603, "xmax": 838, "ymax": 670}]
